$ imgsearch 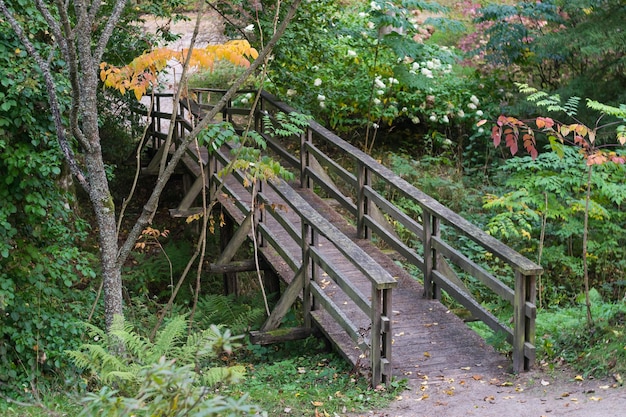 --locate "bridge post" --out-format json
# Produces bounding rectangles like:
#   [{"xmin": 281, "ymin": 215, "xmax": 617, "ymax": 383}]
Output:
[
  {"xmin": 300, "ymin": 128, "xmax": 313, "ymax": 189},
  {"xmin": 370, "ymin": 285, "xmax": 393, "ymax": 387},
  {"xmin": 422, "ymin": 212, "xmax": 441, "ymax": 299},
  {"xmin": 356, "ymin": 161, "xmax": 371, "ymax": 240},
  {"xmin": 301, "ymin": 222, "xmax": 312, "ymax": 329},
  {"xmin": 513, "ymin": 271, "xmax": 537, "ymax": 372}
]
